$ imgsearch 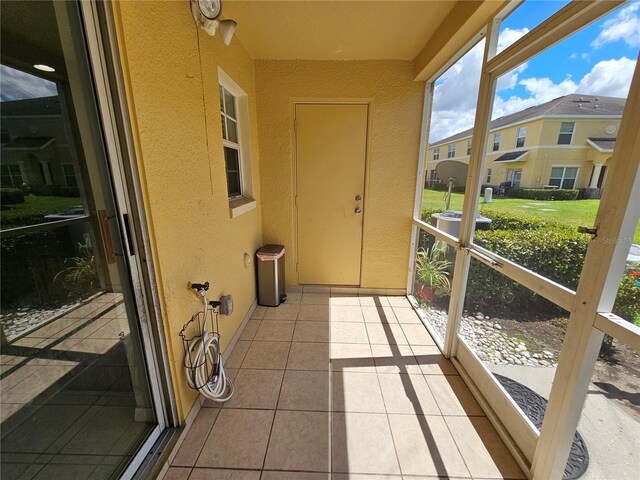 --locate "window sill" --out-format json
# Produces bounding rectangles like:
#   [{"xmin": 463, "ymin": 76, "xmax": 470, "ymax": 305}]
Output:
[{"xmin": 229, "ymin": 197, "xmax": 256, "ymax": 218}]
